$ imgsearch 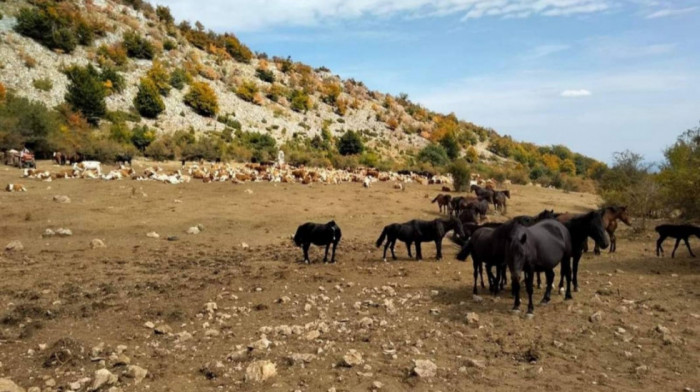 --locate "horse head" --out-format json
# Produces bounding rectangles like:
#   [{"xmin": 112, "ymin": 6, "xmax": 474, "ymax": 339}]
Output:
[
  {"xmin": 507, "ymin": 224, "xmax": 533, "ymax": 270},
  {"xmin": 586, "ymin": 211, "xmax": 610, "ymax": 249}
]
